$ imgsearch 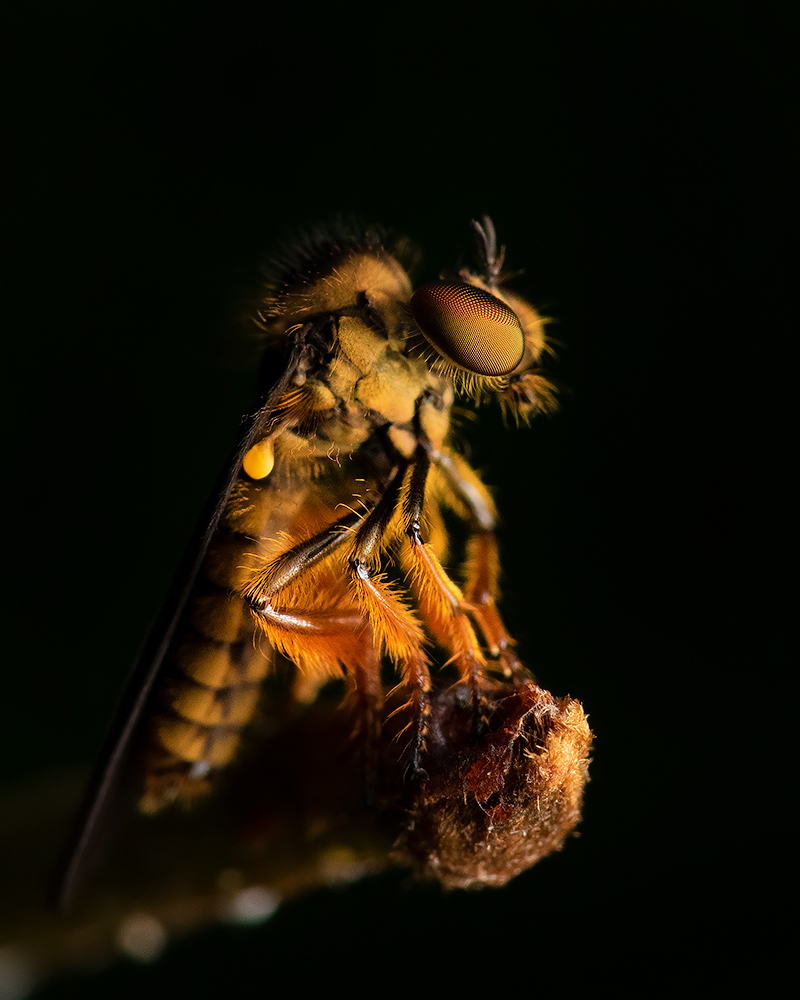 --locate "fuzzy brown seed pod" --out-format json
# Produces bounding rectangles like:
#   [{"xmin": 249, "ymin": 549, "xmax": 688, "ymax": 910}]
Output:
[{"xmin": 394, "ymin": 680, "xmax": 592, "ymax": 888}]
